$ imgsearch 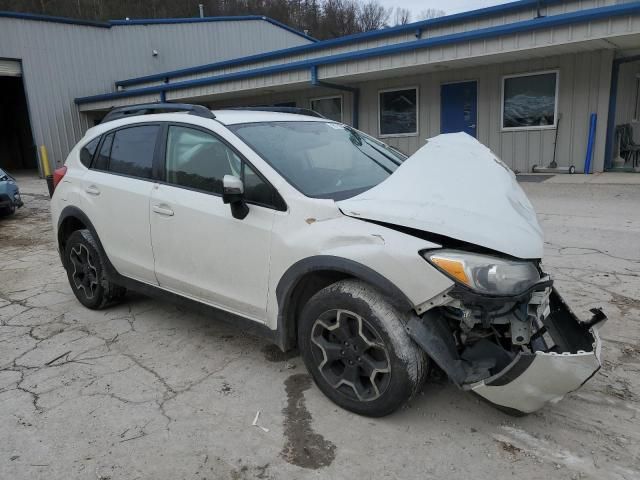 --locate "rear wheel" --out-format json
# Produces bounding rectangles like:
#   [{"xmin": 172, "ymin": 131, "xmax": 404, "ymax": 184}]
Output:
[
  {"xmin": 298, "ymin": 279, "xmax": 428, "ymax": 417},
  {"xmin": 64, "ymin": 229, "xmax": 126, "ymax": 309}
]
